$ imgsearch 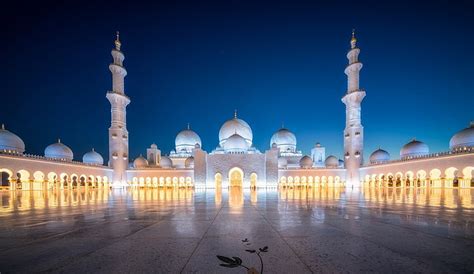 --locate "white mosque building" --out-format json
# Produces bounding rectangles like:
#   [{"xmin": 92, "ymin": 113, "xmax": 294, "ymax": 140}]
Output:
[{"xmin": 1, "ymin": 32, "xmax": 473, "ymax": 191}]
